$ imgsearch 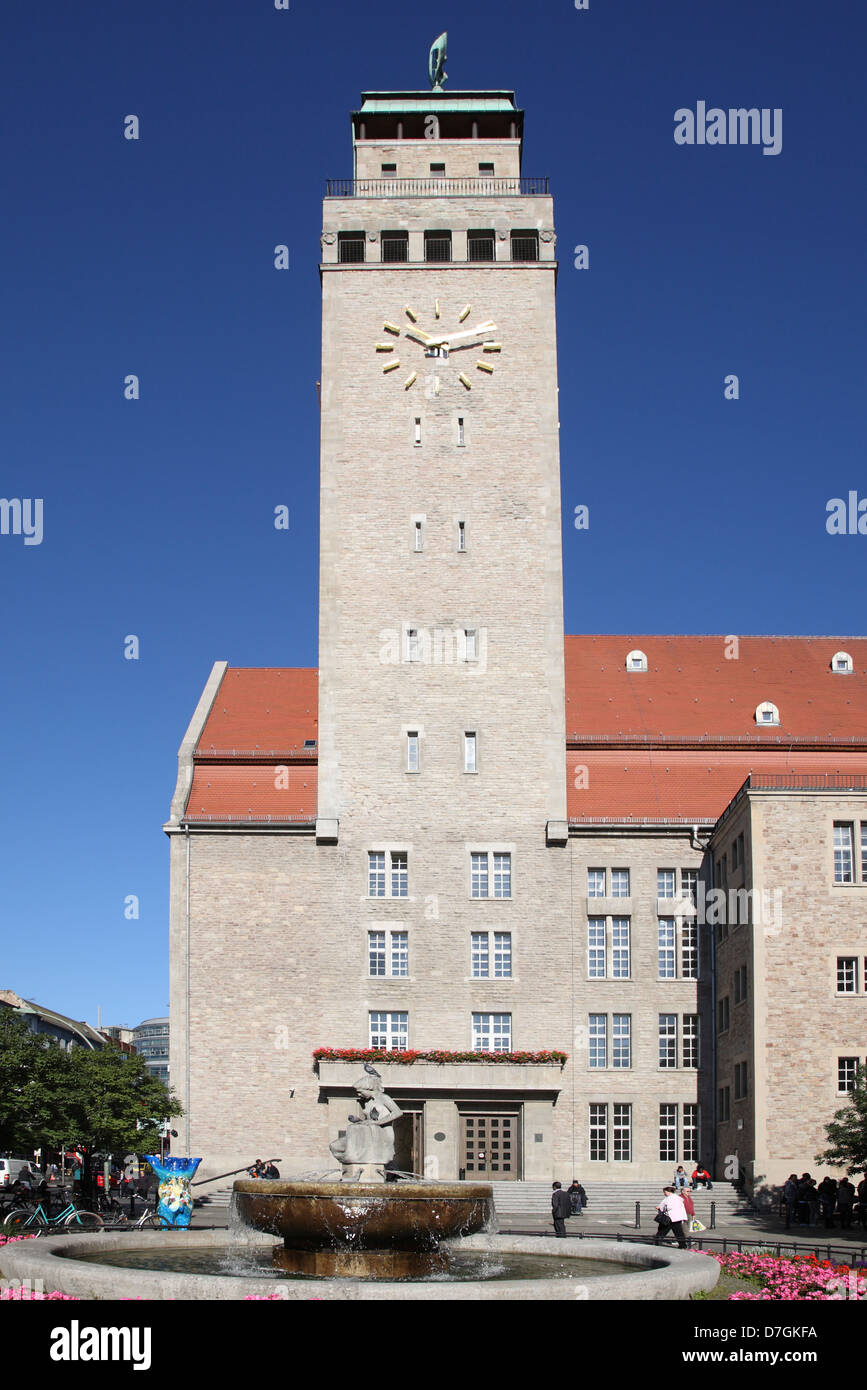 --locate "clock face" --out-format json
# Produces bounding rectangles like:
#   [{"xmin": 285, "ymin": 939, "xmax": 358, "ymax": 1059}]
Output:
[{"xmin": 373, "ymin": 302, "xmax": 502, "ymax": 391}]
